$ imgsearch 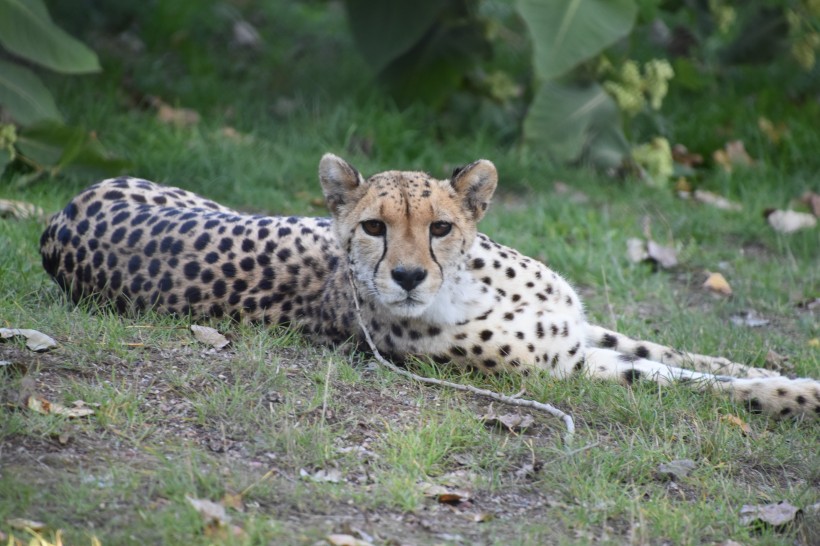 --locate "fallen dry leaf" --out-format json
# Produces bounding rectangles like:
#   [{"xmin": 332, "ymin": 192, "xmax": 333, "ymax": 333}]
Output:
[
  {"xmin": 758, "ymin": 117, "xmax": 789, "ymax": 144},
  {"xmin": 0, "ymin": 199, "xmax": 45, "ymax": 220},
  {"xmin": 326, "ymin": 534, "xmax": 373, "ymax": 546},
  {"xmin": 420, "ymin": 483, "xmax": 472, "ymax": 504},
  {"xmin": 657, "ymin": 459, "xmax": 696, "ymax": 481},
  {"xmin": 646, "ymin": 240, "xmax": 678, "ymax": 269},
  {"xmin": 552, "ymin": 181, "xmax": 589, "ymax": 203},
  {"xmin": 799, "ymin": 191, "xmax": 820, "ymax": 217},
  {"xmin": 220, "ymin": 492, "xmax": 244, "ymax": 511},
  {"xmin": 151, "ymin": 96, "xmax": 200, "ymax": 127},
  {"xmin": 713, "ymin": 140, "xmax": 755, "ymax": 172},
  {"xmin": 625, "ymin": 238, "xmax": 678, "ymax": 269},
  {"xmin": 672, "ymin": 143, "xmax": 703, "ymax": 167},
  {"xmin": 480, "ymin": 408, "xmax": 535, "ymax": 432},
  {"xmin": 0, "ymin": 328, "xmax": 57, "ymax": 351},
  {"xmin": 27, "ymin": 396, "xmax": 95, "ymax": 418},
  {"xmin": 6, "ymin": 517, "xmax": 46, "ymax": 531},
  {"xmin": 626, "ymin": 238, "xmax": 649, "ymax": 263},
  {"xmin": 233, "ymin": 20, "xmax": 261, "ymax": 48},
  {"xmin": 692, "ymin": 189, "xmax": 742, "ymax": 211},
  {"xmin": 471, "ymin": 512, "xmax": 494, "ymax": 523},
  {"xmin": 703, "ymin": 272, "xmax": 732, "ymax": 296},
  {"xmin": 186, "ymin": 495, "xmax": 231, "ymax": 525},
  {"xmin": 190, "ymin": 325, "xmax": 230, "ymax": 349},
  {"xmin": 810, "ymin": 338, "xmax": 820, "ymax": 348},
  {"xmin": 300, "ymin": 468, "xmax": 343, "ymax": 483},
  {"xmin": 765, "ymin": 209, "xmax": 817, "ymax": 233},
  {"xmin": 730, "ymin": 310, "xmax": 770, "ymax": 328},
  {"xmin": 722, "ymin": 414, "xmax": 751, "ymax": 435},
  {"xmin": 739, "ymin": 501, "xmax": 802, "ymax": 531}
]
